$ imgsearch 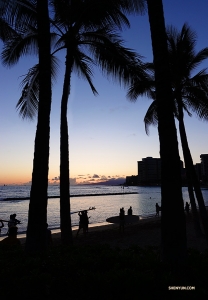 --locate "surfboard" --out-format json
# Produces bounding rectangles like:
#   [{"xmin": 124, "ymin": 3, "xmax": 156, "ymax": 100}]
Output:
[
  {"xmin": 0, "ymin": 219, "xmax": 21, "ymax": 224},
  {"xmin": 70, "ymin": 206, "xmax": 96, "ymax": 215},
  {"xmin": 106, "ymin": 215, "xmax": 140, "ymax": 224}
]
